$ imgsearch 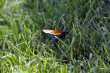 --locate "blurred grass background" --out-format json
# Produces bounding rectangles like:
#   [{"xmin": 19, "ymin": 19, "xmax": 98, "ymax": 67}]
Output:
[{"xmin": 0, "ymin": 0, "xmax": 110, "ymax": 73}]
